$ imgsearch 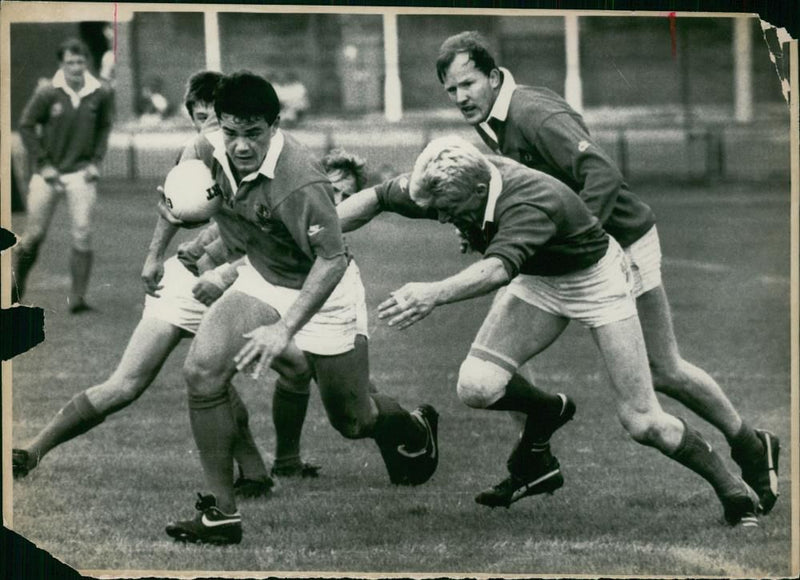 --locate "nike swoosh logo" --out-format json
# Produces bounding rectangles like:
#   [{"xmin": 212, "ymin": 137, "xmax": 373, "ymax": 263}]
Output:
[
  {"xmin": 510, "ymin": 469, "xmax": 560, "ymax": 502},
  {"xmin": 397, "ymin": 413, "xmax": 436, "ymax": 460},
  {"xmin": 201, "ymin": 514, "xmax": 241, "ymax": 528},
  {"xmin": 397, "ymin": 445, "xmax": 426, "ymax": 458}
]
